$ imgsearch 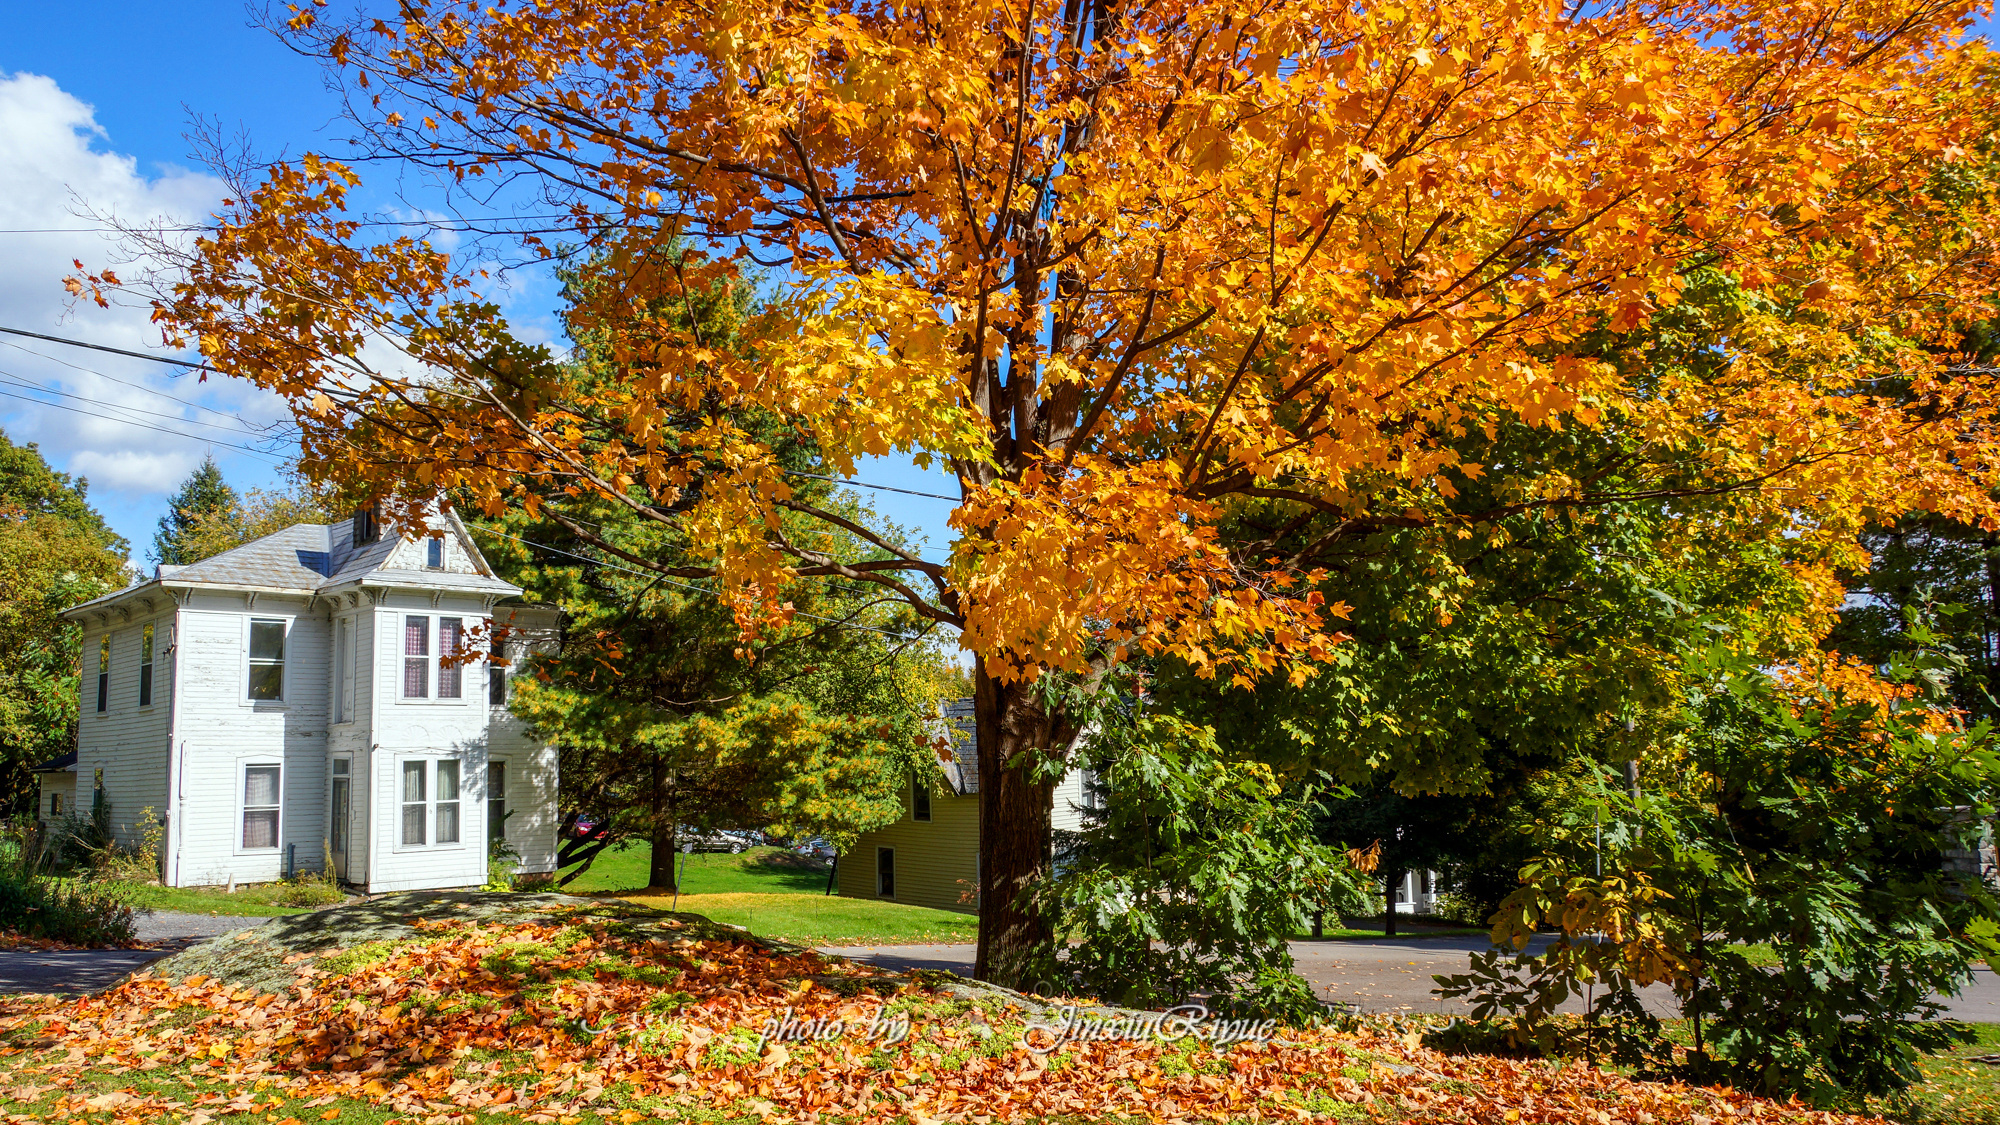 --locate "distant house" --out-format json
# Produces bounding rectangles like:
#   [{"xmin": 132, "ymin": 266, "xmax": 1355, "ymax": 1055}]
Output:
[
  {"xmin": 836, "ymin": 698, "xmax": 1094, "ymax": 913},
  {"xmin": 41, "ymin": 505, "xmax": 559, "ymax": 893}
]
